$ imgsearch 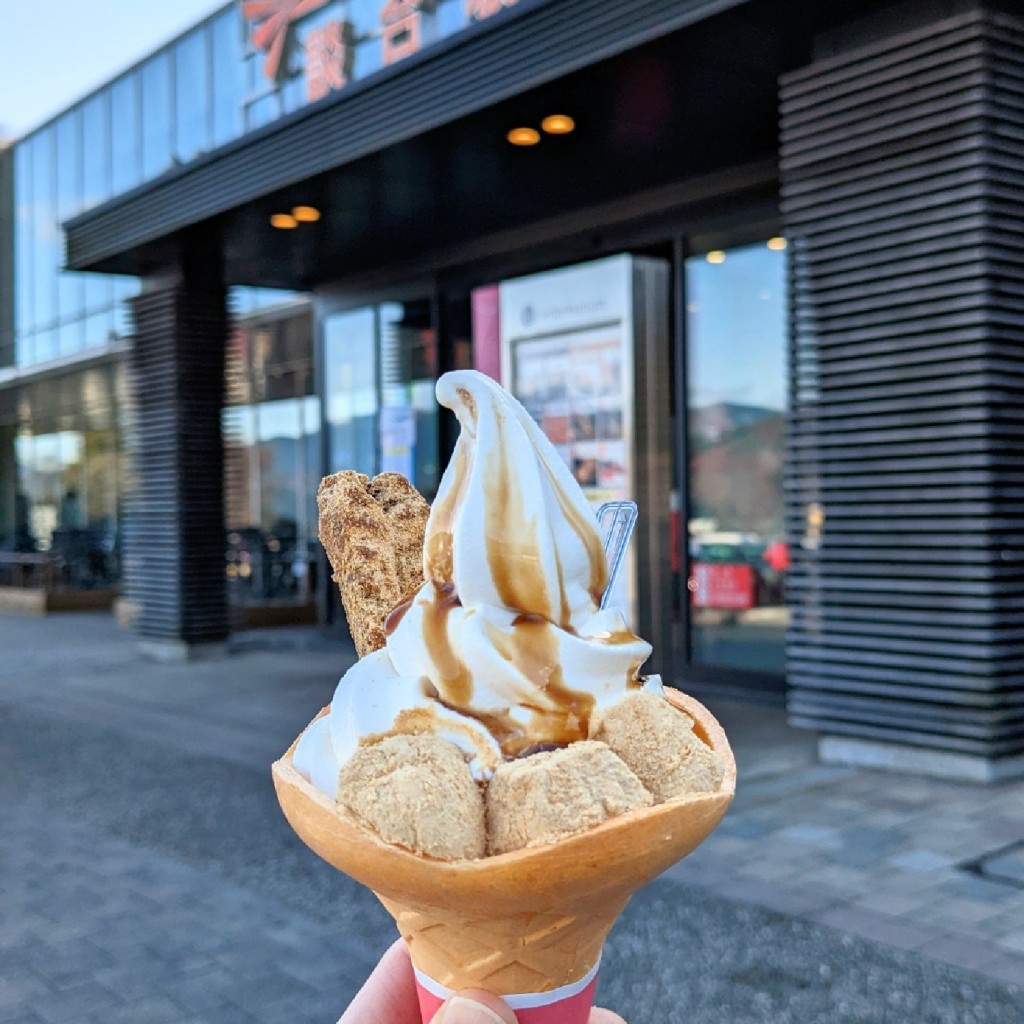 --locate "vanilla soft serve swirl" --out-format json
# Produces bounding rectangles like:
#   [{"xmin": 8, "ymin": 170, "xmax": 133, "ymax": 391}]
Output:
[{"xmin": 294, "ymin": 370, "xmax": 655, "ymax": 794}]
